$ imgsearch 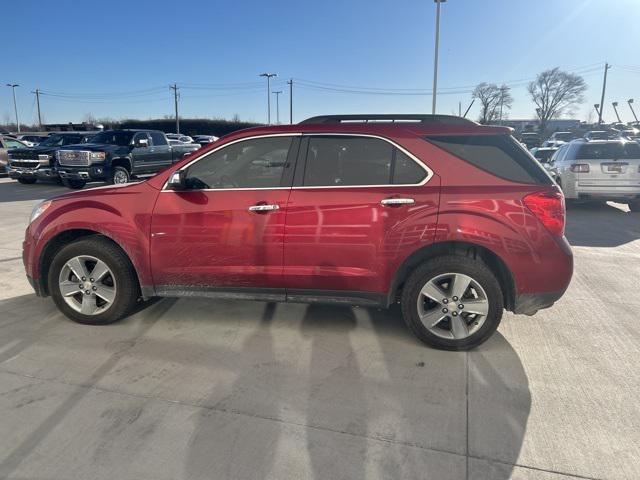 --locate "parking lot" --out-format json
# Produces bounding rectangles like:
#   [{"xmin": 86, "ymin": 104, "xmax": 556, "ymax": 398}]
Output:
[{"xmin": 0, "ymin": 177, "xmax": 638, "ymax": 479}]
